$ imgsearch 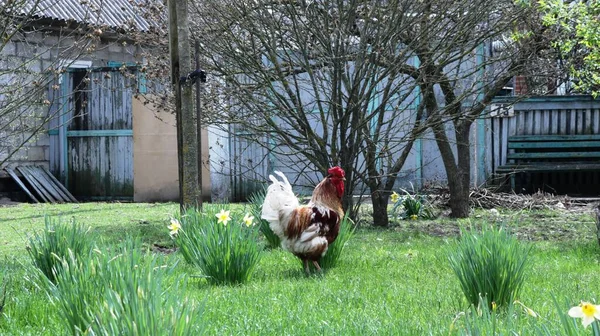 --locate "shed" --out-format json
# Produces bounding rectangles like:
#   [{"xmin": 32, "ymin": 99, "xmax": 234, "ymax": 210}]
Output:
[{"xmin": 0, "ymin": 0, "xmax": 211, "ymax": 202}]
